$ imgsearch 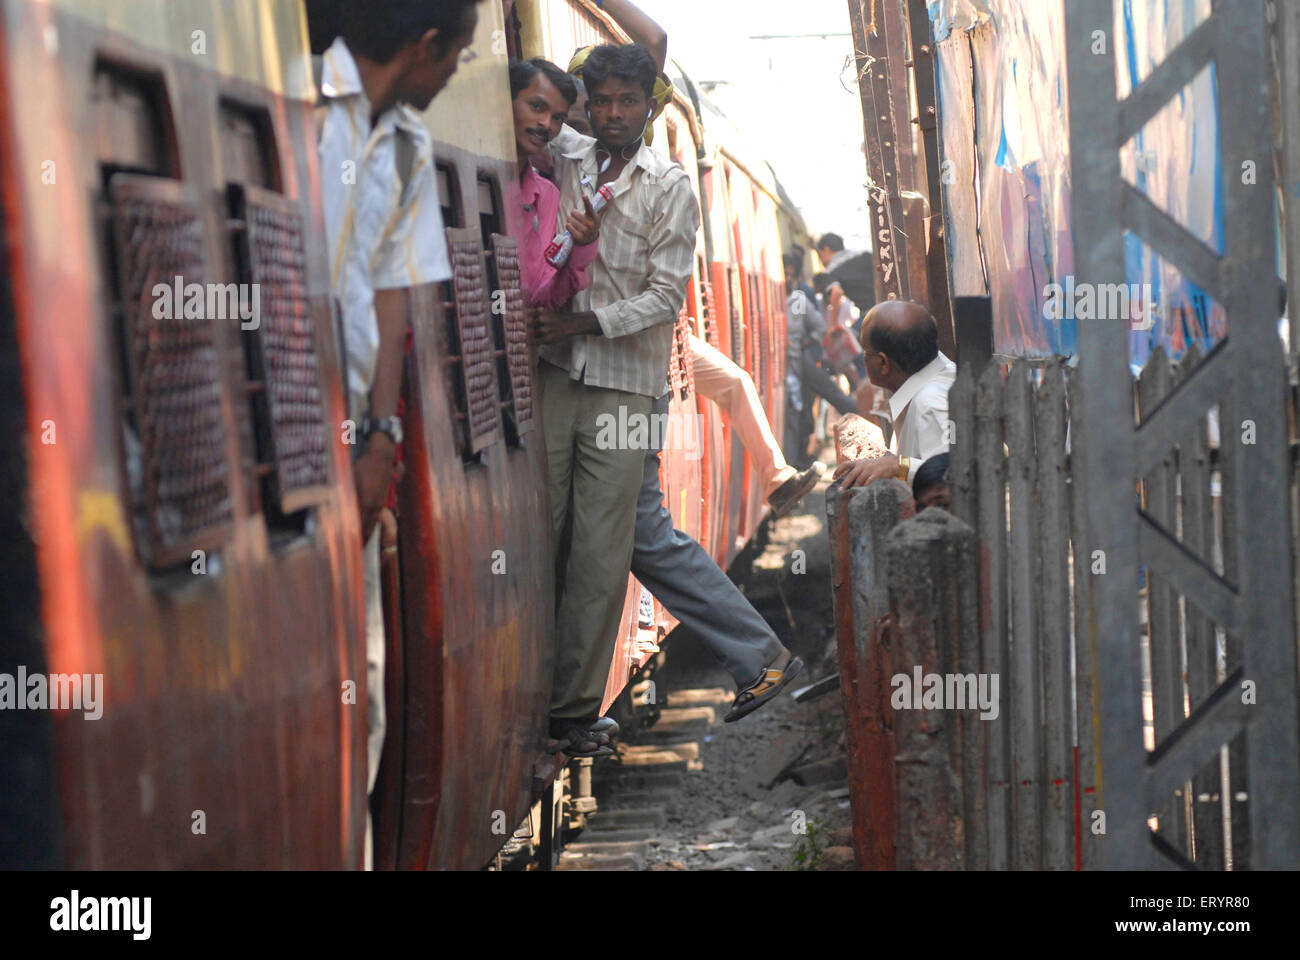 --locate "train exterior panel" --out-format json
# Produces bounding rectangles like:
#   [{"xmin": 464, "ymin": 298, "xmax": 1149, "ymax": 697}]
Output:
[
  {"xmin": 374, "ymin": 0, "xmax": 555, "ymax": 871},
  {"xmin": 2, "ymin": 0, "xmax": 813, "ymax": 871},
  {"xmin": 0, "ymin": 0, "xmax": 367, "ymax": 868}
]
